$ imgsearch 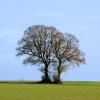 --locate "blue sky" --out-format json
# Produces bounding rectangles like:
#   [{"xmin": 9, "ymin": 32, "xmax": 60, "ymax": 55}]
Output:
[{"xmin": 0, "ymin": 0, "xmax": 100, "ymax": 81}]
